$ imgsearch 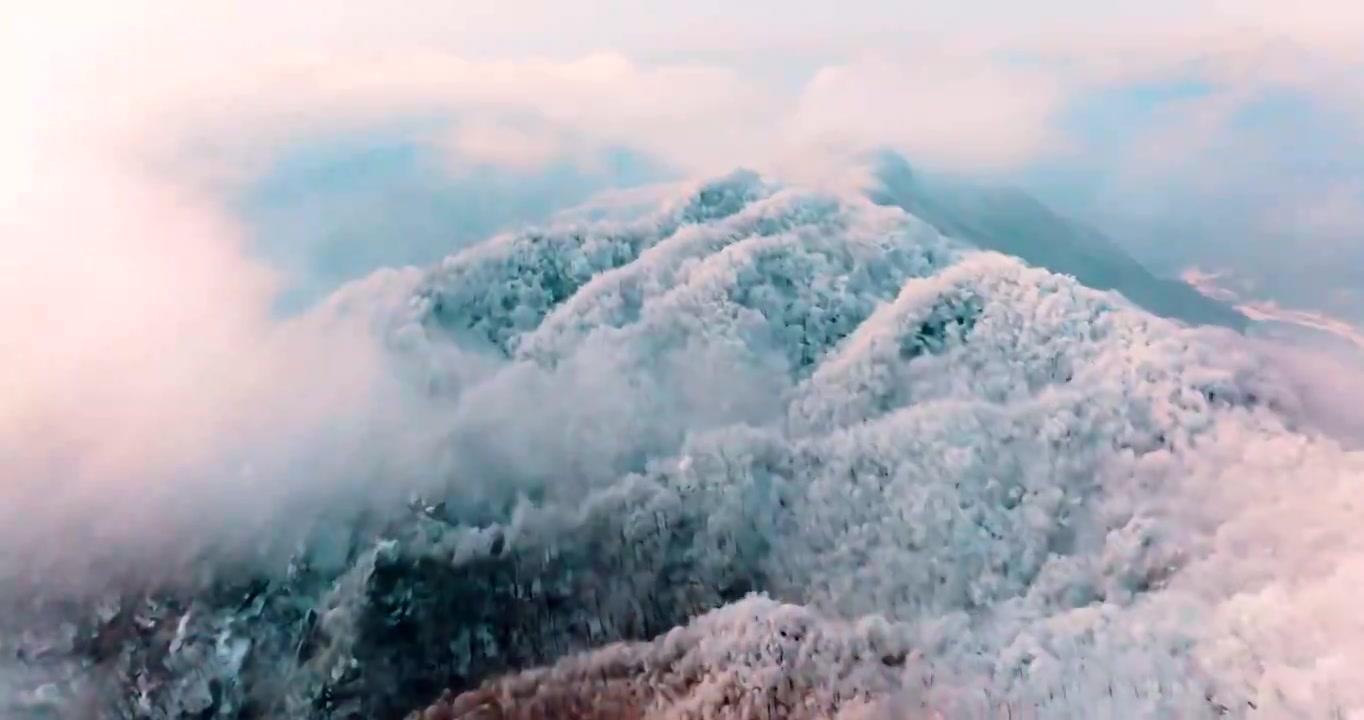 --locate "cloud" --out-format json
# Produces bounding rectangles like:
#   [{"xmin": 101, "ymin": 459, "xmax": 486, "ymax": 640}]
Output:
[
  {"xmin": 8, "ymin": 0, "xmax": 1364, "ymax": 603},
  {"xmin": 102, "ymin": 47, "xmax": 1073, "ymax": 183},
  {"xmin": 10, "ymin": 4, "xmax": 1364, "ymax": 714},
  {"xmin": 99, "ymin": 52, "xmax": 783, "ymax": 187},
  {"xmin": 25, "ymin": 174, "xmax": 1364, "ymax": 716},
  {"xmin": 784, "ymin": 51, "xmax": 1066, "ymax": 172},
  {"xmin": 9, "ymin": 1, "xmax": 1125, "ymax": 183},
  {"xmin": 22, "ymin": 0, "xmax": 1364, "ymax": 194},
  {"xmin": 0, "ymin": 142, "xmax": 411, "ymax": 591},
  {"xmin": 1182, "ymin": 266, "xmax": 1364, "ymax": 443},
  {"xmin": 1213, "ymin": 0, "xmax": 1364, "ymax": 48},
  {"xmin": 443, "ymin": 119, "xmax": 579, "ymax": 172},
  {"xmin": 1000, "ymin": 30, "xmax": 1364, "ymax": 323},
  {"xmin": 3, "ymin": 4, "xmax": 787, "ymax": 596}
]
